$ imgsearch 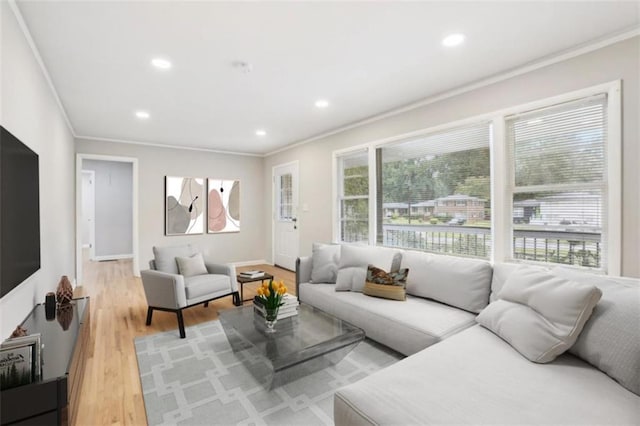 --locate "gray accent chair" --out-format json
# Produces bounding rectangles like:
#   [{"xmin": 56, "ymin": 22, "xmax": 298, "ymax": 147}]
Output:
[{"xmin": 141, "ymin": 244, "xmax": 241, "ymax": 338}]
